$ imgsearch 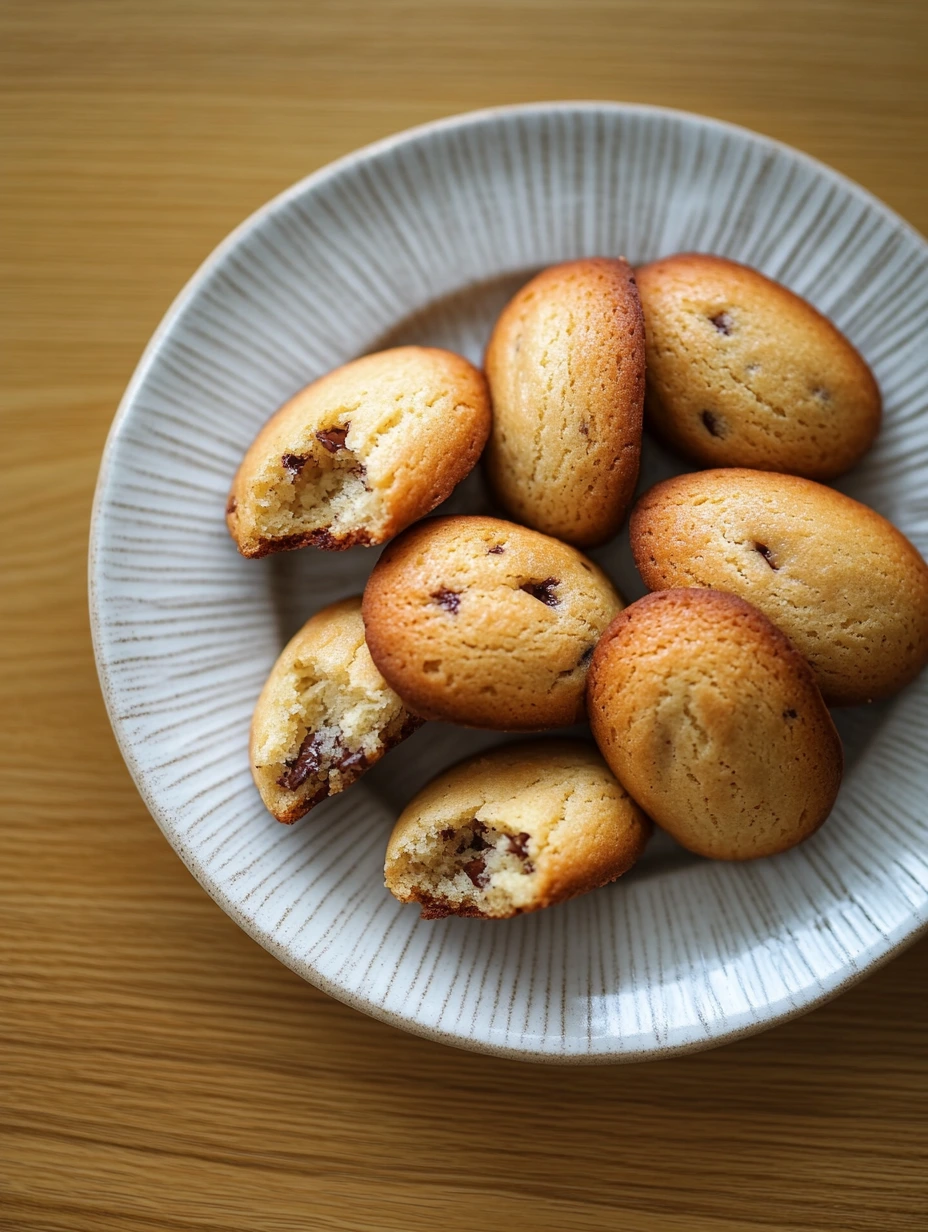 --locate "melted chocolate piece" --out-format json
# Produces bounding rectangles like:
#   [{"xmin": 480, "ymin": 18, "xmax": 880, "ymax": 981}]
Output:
[
  {"xmin": 416, "ymin": 895, "xmax": 489, "ymax": 920},
  {"xmin": 463, "ymin": 858, "xmax": 489, "ymax": 889},
  {"xmin": 505, "ymin": 832, "xmax": 532, "ymax": 861},
  {"xmin": 278, "ymin": 731, "xmax": 377, "ymax": 794},
  {"xmin": 277, "ymin": 731, "xmax": 324, "ymax": 791},
  {"xmin": 455, "ymin": 820, "xmax": 487, "ymax": 855},
  {"xmin": 339, "ymin": 746, "xmax": 367, "ymax": 769},
  {"xmin": 469, "ymin": 820, "xmax": 488, "ymax": 852},
  {"xmin": 274, "ymin": 715, "xmax": 421, "ymax": 820},
  {"xmin": 226, "ymin": 495, "xmax": 237, "ymax": 515},
  {"xmin": 755, "ymin": 542, "xmax": 778, "ymax": 570},
  {"xmin": 488, "ymin": 544, "xmax": 505, "ymax": 555},
  {"xmin": 281, "ymin": 453, "xmax": 310, "ymax": 475},
  {"xmin": 521, "ymin": 578, "xmax": 560, "ymax": 607},
  {"xmin": 701, "ymin": 410, "xmax": 727, "ymax": 438},
  {"xmin": 315, "ymin": 424, "xmax": 350, "ymax": 453},
  {"xmin": 440, "ymin": 827, "xmax": 456, "ymax": 841},
  {"xmin": 710, "ymin": 311, "xmax": 734, "ymax": 335},
  {"xmin": 432, "ymin": 588, "xmax": 461, "ymax": 614},
  {"xmin": 260, "ymin": 526, "xmax": 375, "ymax": 555},
  {"xmin": 579, "ymin": 645, "xmax": 595, "ymax": 667},
  {"xmin": 783, "ymin": 708, "xmax": 798, "ymax": 720},
  {"xmin": 579, "ymin": 421, "xmax": 590, "ymax": 437},
  {"xmin": 308, "ymin": 527, "xmax": 371, "ymax": 551},
  {"xmin": 337, "ymin": 747, "xmax": 369, "ymax": 783}
]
